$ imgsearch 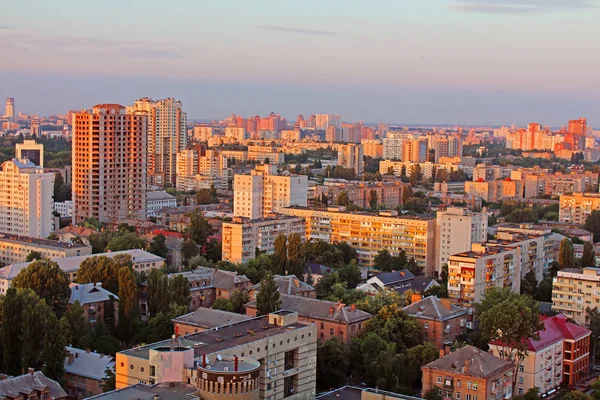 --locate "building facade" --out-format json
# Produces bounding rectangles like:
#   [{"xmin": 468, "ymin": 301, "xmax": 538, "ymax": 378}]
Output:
[
  {"xmin": 0, "ymin": 233, "xmax": 91, "ymax": 266},
  {"xmin": 146, "ymin": 191, "xmax": 177, "ymax": 217},
  {"xmin": 337, "ymin": 144, "xmax": 364, "ymax": 175},
  {"xmin": 559, "ymin": 193, "xmax": 600, "ymax": 225}
]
